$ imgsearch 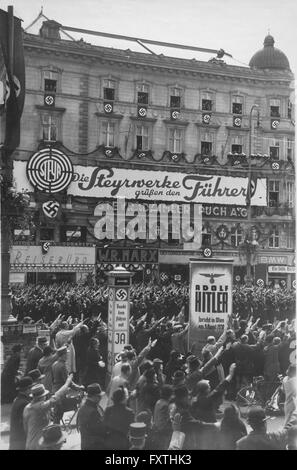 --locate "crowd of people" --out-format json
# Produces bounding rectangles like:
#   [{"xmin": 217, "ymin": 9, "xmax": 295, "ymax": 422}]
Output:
[
  {"xmin": 10, "ymin": 281, "xmax": 295, "ymax": 323},
  {"xmin": 1, "ymin": 306, "xmax": 296, "ymax": 450}
]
